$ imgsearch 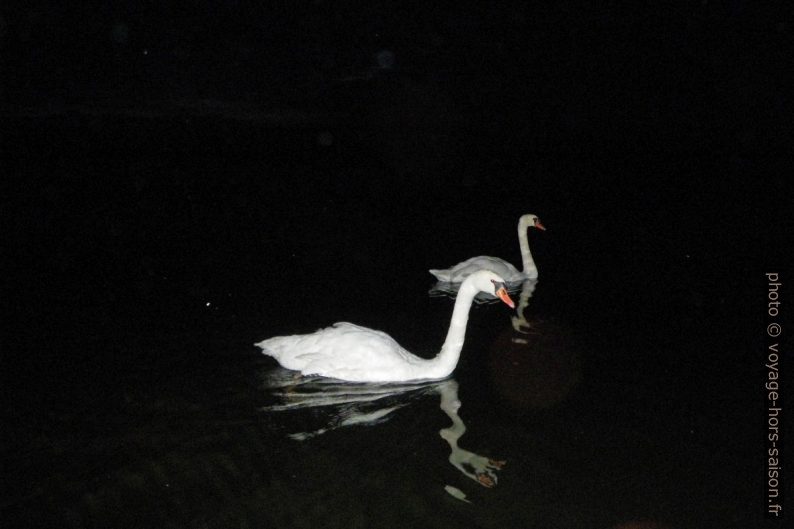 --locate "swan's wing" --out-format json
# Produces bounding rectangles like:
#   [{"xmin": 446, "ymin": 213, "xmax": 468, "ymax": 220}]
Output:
[
  {"xmin": 326, "ymin": 322, "xmax": 421, "ymax": 365},
  {"xmin": 331, "ymin": 322, "xmax": 396, "ymax": 343}
]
